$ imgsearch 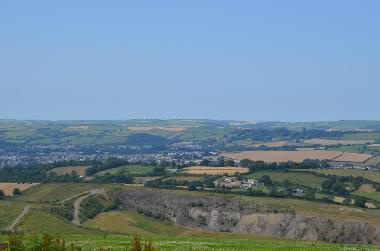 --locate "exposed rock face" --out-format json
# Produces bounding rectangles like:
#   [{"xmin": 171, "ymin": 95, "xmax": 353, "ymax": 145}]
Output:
[{"xmin": 112, "ymin": 189, "xmax": 380, "ymax": 244}]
